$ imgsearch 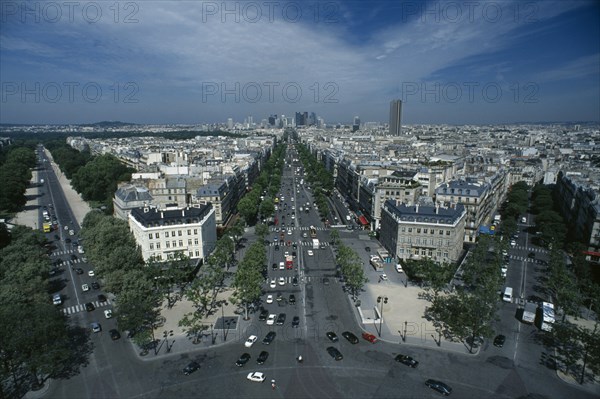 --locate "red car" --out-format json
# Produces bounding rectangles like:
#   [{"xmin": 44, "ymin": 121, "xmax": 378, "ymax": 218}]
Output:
[{"xmin": 362, "ymin": 332, "xmax": 378, "ymax": 344}]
